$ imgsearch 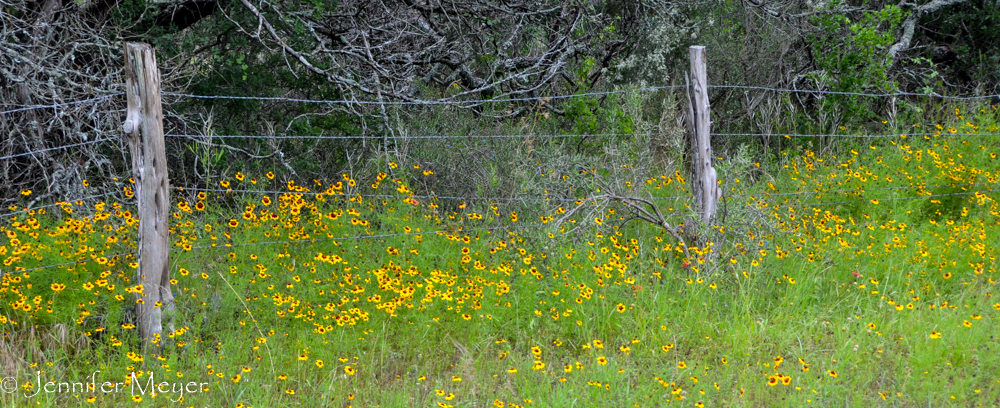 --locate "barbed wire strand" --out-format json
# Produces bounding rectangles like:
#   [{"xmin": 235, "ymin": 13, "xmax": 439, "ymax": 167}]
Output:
[
  {"xmin": 173, "ymin": 180, "xmax": 989, "ymax": 203},
  {"xmin": 710, "ymin": 85, "xmax": 1000, "ymax": 100},
  {"xmin": 0, "ymin": 84, "xmax": 993, "ymax": 119},
  {"xmin": 5, "ymin": 129, "xmax": 994, "ymax": 163},
  {"xmin": 756, "ymin": 181, "xmax": 998, "ymax": 198},
  {"xmin": 0, "ymin": 192, "xmax": 117, "ymax": 219},
  {"xmin": 161, "ymin": 86, "xmax": 684, "ymax": 106},
  {"xmin": 712, "ymin": 132, "xmax": 1000, "ymax": 139},
  {"xmin": 162, "ymin": 85, "xmax": 1000, "ymax": 105},
  {"xmin": 169, "ymin": 186, "xmax": 690, "ymax": 203},
  {"xmin": 1, "ymin": 252, "xmax": 132, "ymax": 277},
  {"xmin": 177, "ymin": 223, "xmax": 547, "ymax": 252},
  {"xmin": 0, "ymin": 94, "xmax": 123, "ymax": 116},
  {"xmin": 773, "ymin": 188, "xmax": 997, "ymax": 208},
  {"xmin": 0, "ymin": 138, "xmax": 116, "ymax": 161},
  {"xmin": 165, "ymin": 132, "xmax": 645, "ymax": 140},
  {"xmin": 166, "ymin": 130, "xmax": 1000, "ymax": 142}
]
